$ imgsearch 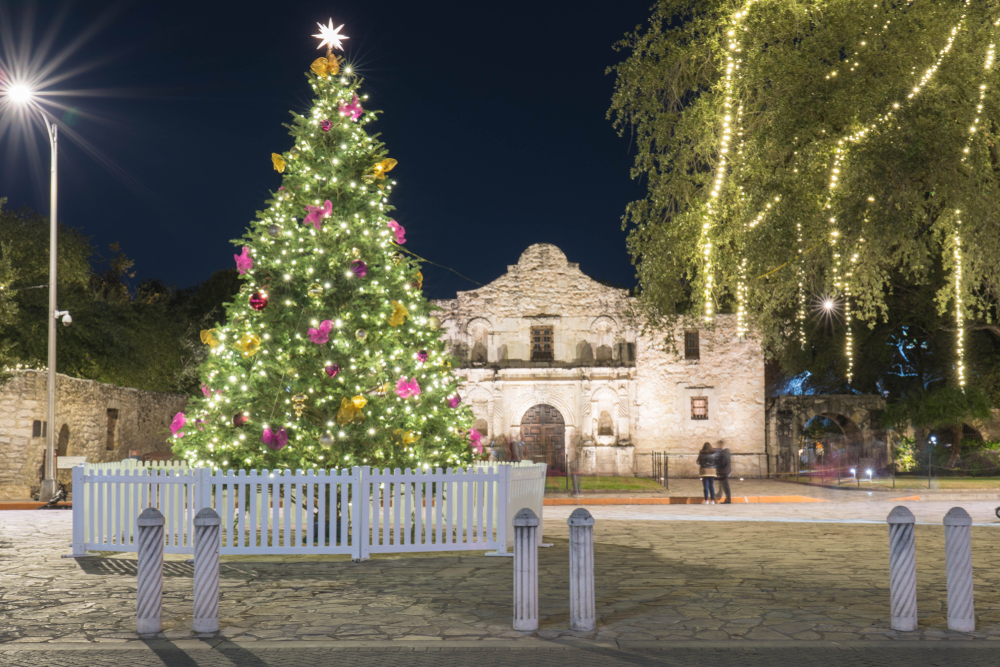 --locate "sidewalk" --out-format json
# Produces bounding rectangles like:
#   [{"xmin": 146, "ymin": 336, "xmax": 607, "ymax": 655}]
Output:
[{"xmin": 2, "ymin": 505, "xmax": 999, "ymax": 646}]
